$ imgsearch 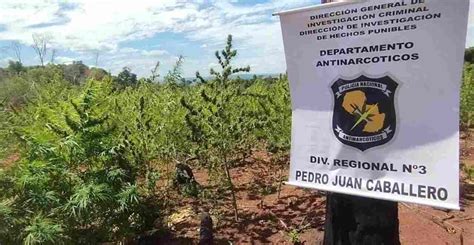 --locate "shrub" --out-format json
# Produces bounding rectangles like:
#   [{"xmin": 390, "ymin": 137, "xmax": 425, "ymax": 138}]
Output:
[
  {"xmin": 462, "ymin": 64, "xmax": 474, "ymax": 127},
  {"xmin": 0, "ymin": 34, "xmax": 294, "ymax": 242},
  {"xmin": 0, "ymin": 79, "xmax": 162, "ymax": 244}
]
